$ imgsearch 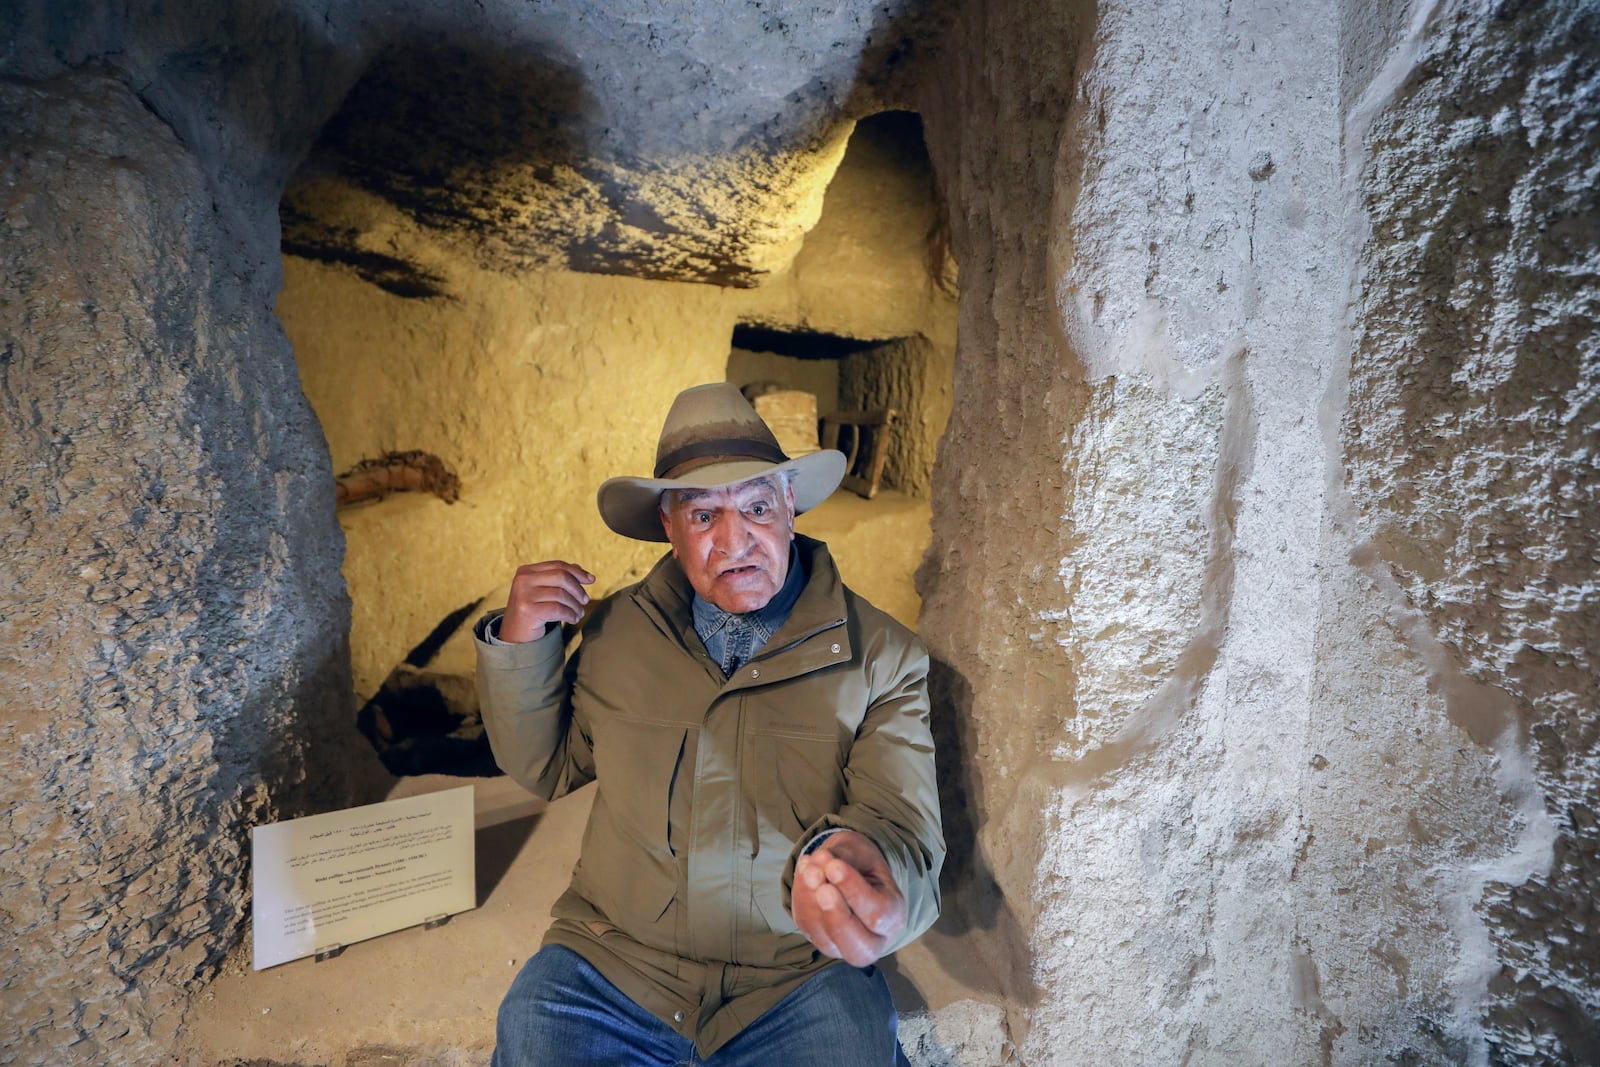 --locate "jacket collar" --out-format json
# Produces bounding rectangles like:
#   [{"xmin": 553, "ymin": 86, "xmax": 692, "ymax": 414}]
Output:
[{"xmin": 634, "ymin": 534, "xmax": 847, "ymax": 660}]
